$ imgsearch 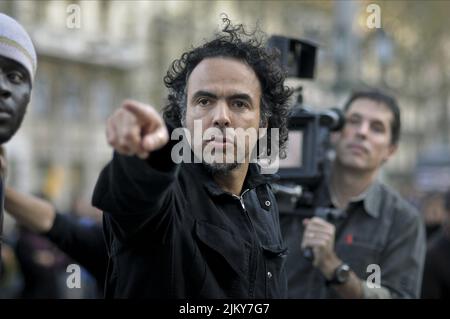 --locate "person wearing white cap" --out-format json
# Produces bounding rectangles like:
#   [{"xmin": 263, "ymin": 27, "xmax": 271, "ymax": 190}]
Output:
[{"xmin": 0, "ymin": 12, "xmax": 37, "ymax": 275}]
